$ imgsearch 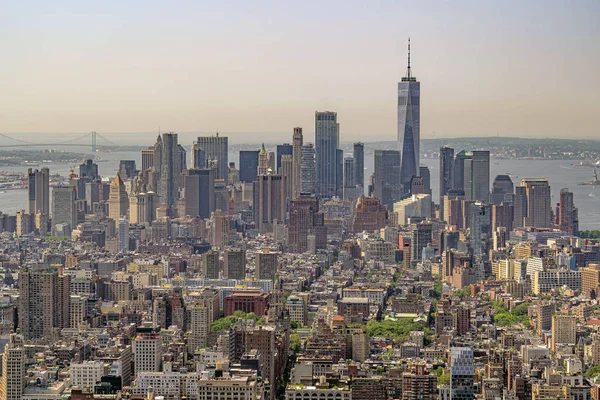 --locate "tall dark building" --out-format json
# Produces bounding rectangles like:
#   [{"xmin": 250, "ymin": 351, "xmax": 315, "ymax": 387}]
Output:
[
  {"xmin": 558, "ymin": 188, "xmax": 578, "ymax": 235},
  {"xmin": 276, "ymin": 144, "xmax": 293, "ymax": 172},
  {"xmin": 195, "ymin": 134, "xmax": 228, "ymax": 181},
  {"xmin": 118, "ymin": 160, "xmax": 137, "ymax": 179},
  {"xmin": 239, "ymin": 150, "xmax": 260, "ymax": 183},
  {"xmin": 439, "ymin": 146, "xmax": 454, "ymax": 214},
  {"xmin": 450, "ymin": 347, "xmax": 475, "ymax": 400},
  {"xmin": 185, "ymin": 169, "xmax": 215, "ymax": 219},
  {"xmin": 79, "ymin": 159, "xmax": 99, "ymax": 180},
  {"xmin": 315, "ymin": 111, "xmax": 340, "ymax": 198},
  {"xmin": 419, "ymin": 166, "xmax": 431, "ymax": 195},
  {"xmin": 178, "ymin": 144, "xmax": 187, "ymax": 172},
  {"xmin": 159, "ymin": 133, "xmax": 179, "ymax": 209},
  {"xmin": 453, "ymin": 150, "xmax": 469, "ymax": 192},
  {"xmin": 398, "ymin": 39, "xmax": 420, "ymax": 192},
  {"xmin": 28, "ymin": 168, "xmax": 50, "ymax": 217},
  {"xmin": 491, "ymin": 175, "xmax": 514, "ymax": 205},
  {"xmin": 373, "ymin": 150, "xmax": 401, "ymax": 209},
  {"xmin": 353, "ymin": 142, "xmax": 364, "ymax": 191},
  {"xmin": 191, "ymin": 146, "xmax": 206, "ymax": 169}
]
